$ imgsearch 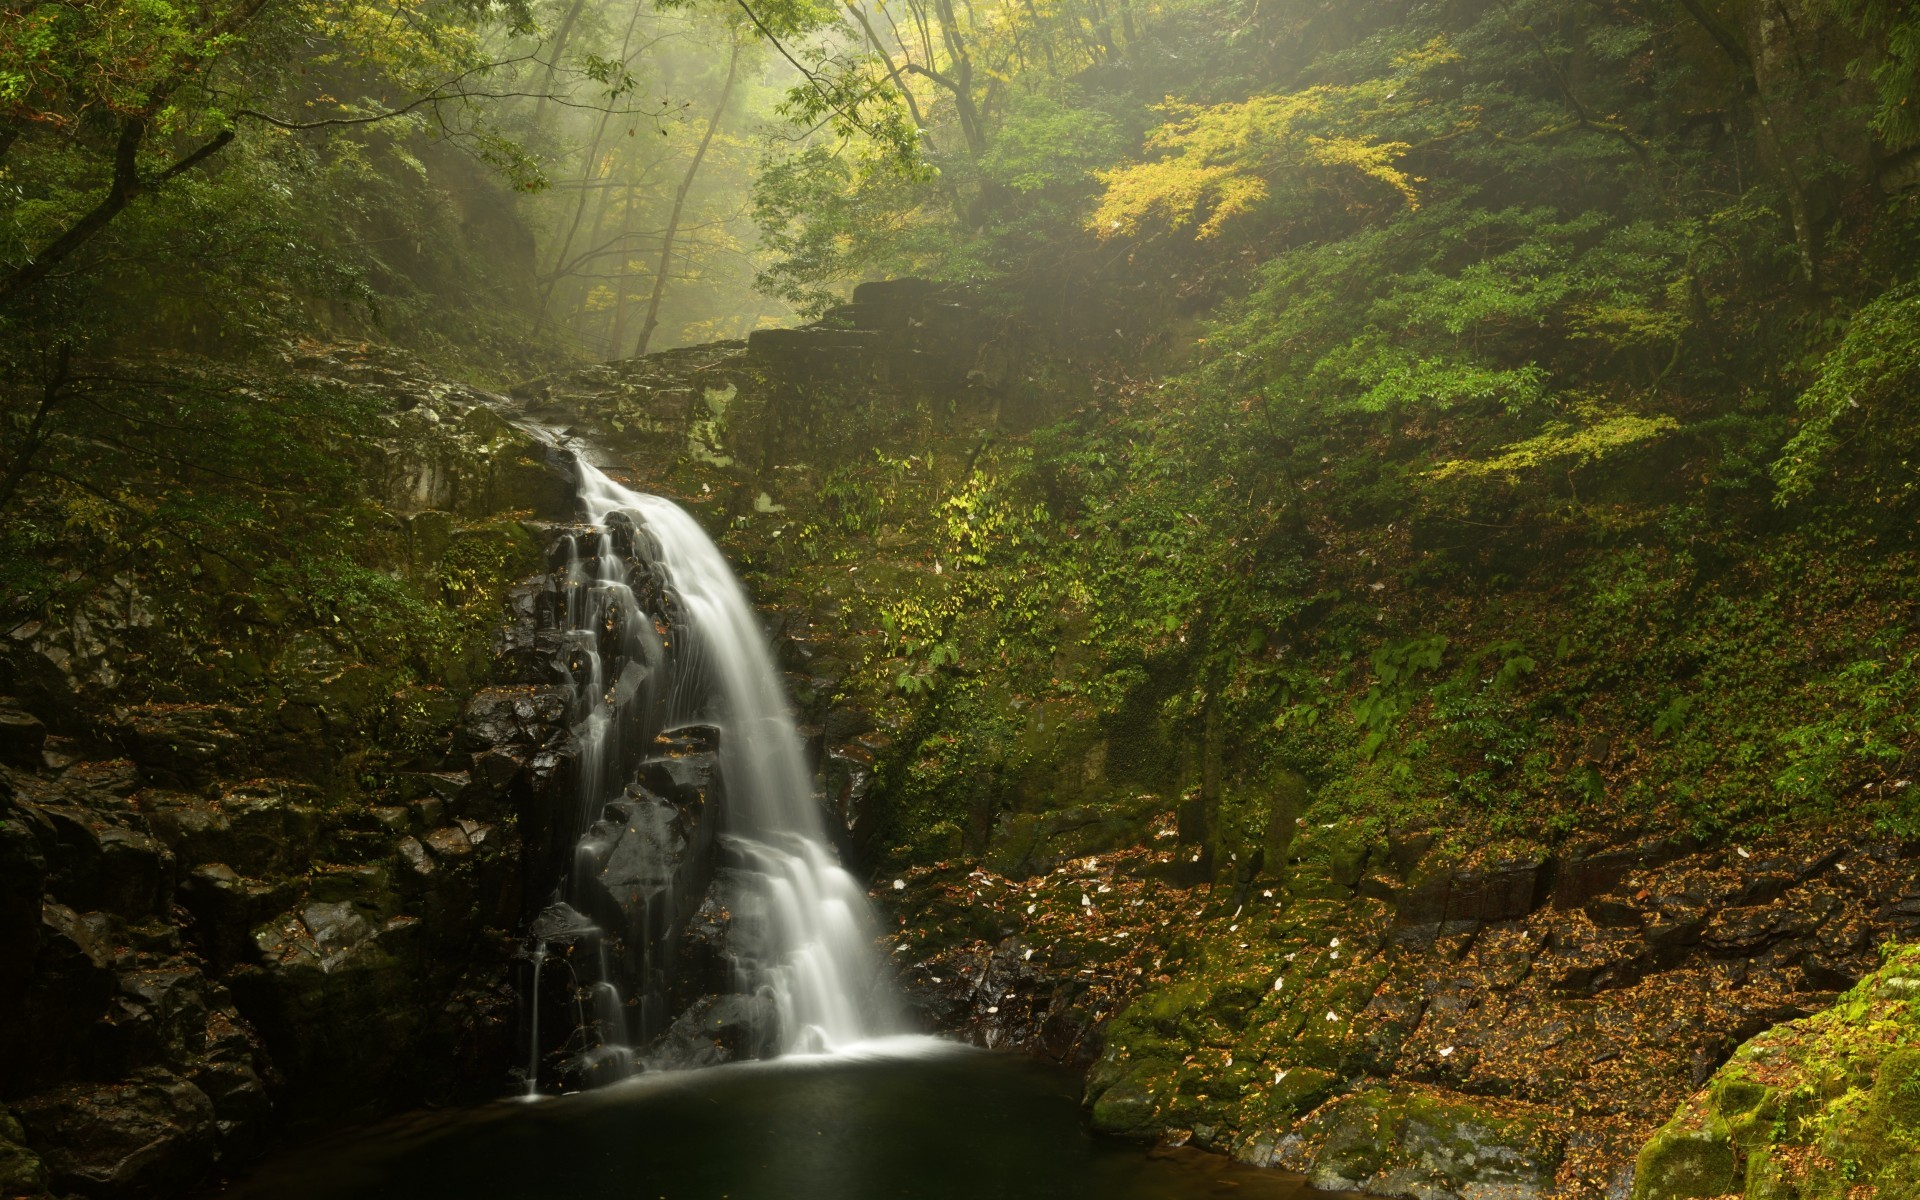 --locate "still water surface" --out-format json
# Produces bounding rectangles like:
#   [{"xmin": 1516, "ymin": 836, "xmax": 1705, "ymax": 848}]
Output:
[{"xmin": 214, "ymin": 1041, "xmax": 1352, "ymax": 1200}]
